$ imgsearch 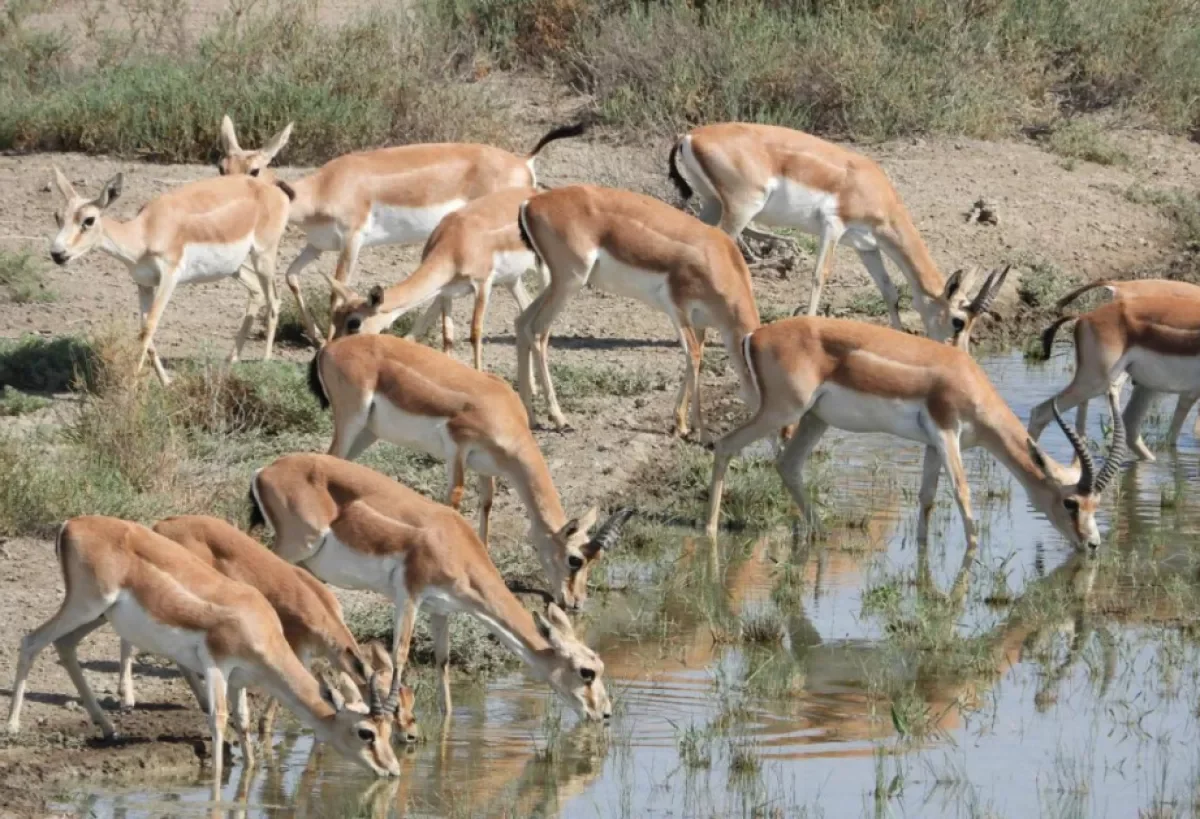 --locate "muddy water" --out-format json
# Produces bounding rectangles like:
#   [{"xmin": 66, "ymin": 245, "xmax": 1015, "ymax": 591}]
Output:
[{"xmin": 58, "ymin": 353, "xmax": 1200, "ymax": 817}]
